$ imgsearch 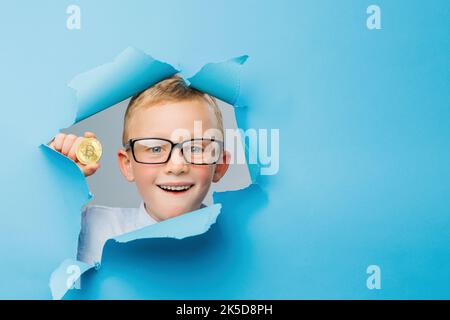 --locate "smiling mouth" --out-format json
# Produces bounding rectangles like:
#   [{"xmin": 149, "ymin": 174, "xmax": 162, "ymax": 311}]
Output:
[{"xmin": 157, "ymin": 184, "xmax": 194, "ymax": 194}]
